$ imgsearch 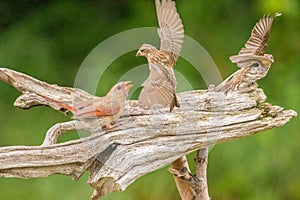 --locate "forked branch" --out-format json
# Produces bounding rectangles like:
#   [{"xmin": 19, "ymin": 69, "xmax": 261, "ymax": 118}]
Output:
[{"xmin": 0, "ymin": 68, "xmax": 296, "ymax": 199}]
